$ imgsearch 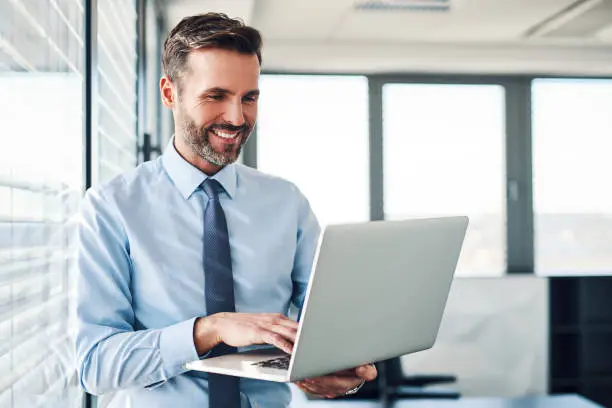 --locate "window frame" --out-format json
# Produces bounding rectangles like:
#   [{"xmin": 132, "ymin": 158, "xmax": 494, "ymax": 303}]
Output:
[
  {"xmin": 257, "ymin": 71, "xmax": 612, "ymax": 276},
  {"xmin": 530, "ymin": 77, "xmax": 612, "ymax": 276}
]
